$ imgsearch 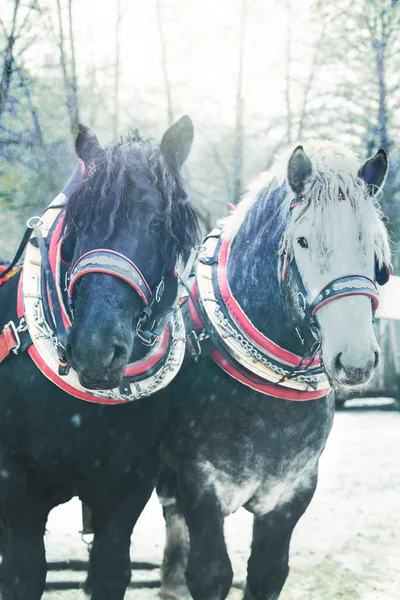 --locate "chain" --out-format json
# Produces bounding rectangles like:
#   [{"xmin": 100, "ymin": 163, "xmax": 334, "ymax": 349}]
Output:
[
  {"xmin": 30, "ymin": 285, "xmax": 184, "ymax": 401},
  {"xmin": 102, "ymin": 311, "xmax": 185, "ymax": 401},
  {"xmin": 32, "ymin": 299, "xmax": 54, "ymax": 339},
  {"xmin": 212, "ymin": 305, "xmax": 320, "ymax": 385}
]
